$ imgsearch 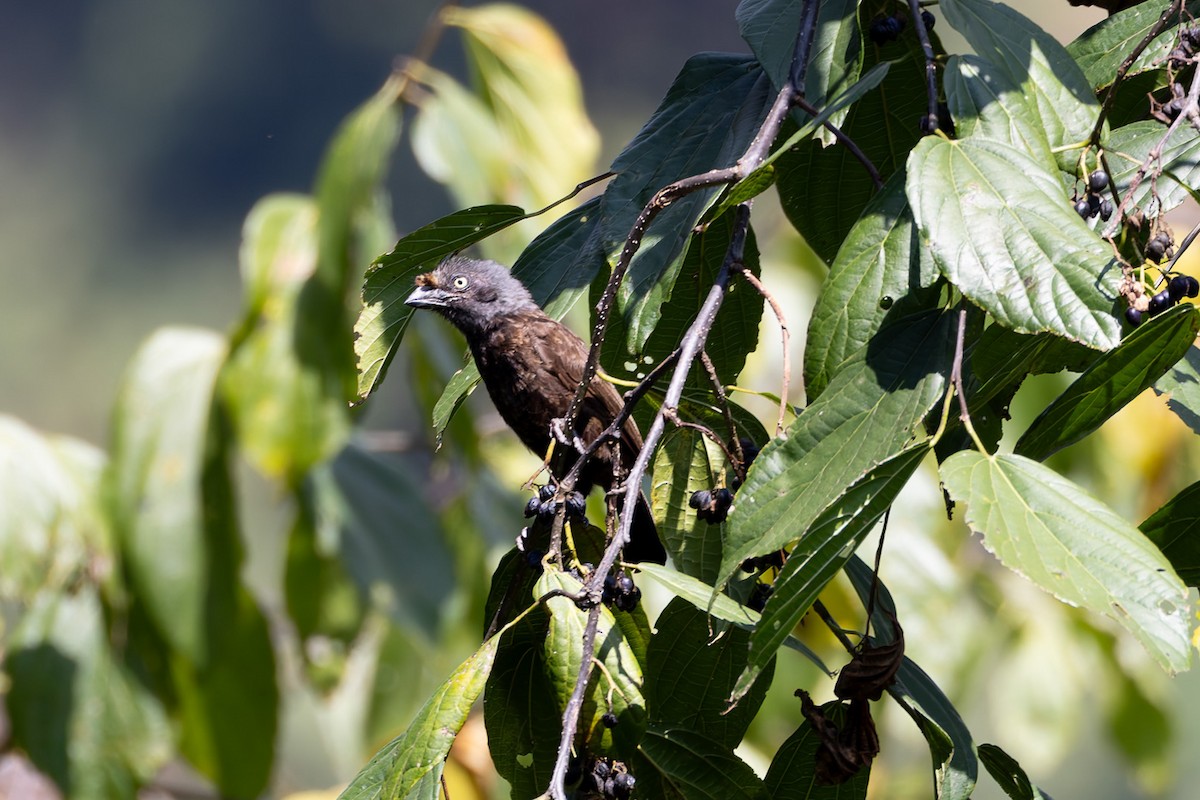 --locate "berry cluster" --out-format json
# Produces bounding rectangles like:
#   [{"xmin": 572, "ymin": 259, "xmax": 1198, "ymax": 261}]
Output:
[
  {"xmin": 1072, "ymin": 170, "xmax": 1112, "ymax": 222},
  {"xmin": 868, "ymin": 10, "xmax": 934, "ymax": 46},
  {"xmin": 524, "ymin": 483, "xmax": 586, "ymax": 522},
  {"xmin": 1127, "ymin": 273, "xmax": 1199, "ymax": 326},
  {"xmin": 1168, "ymin": 27, "xmax": 1200, "ymax": 68},
  {"xmin": 1145, "ymin": 229, "xmax": 1174, "ymax": 264},
  {"xmin": 602, "ymin": 570, "xmax": 642, "ymax": 612},
  {"xmin": 582, "ymin": 757, "xmax": 635, "ymax": 799},
  {"xmin": 689, "ymin": 487, "xmax": 733, "ymax": 524}
]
